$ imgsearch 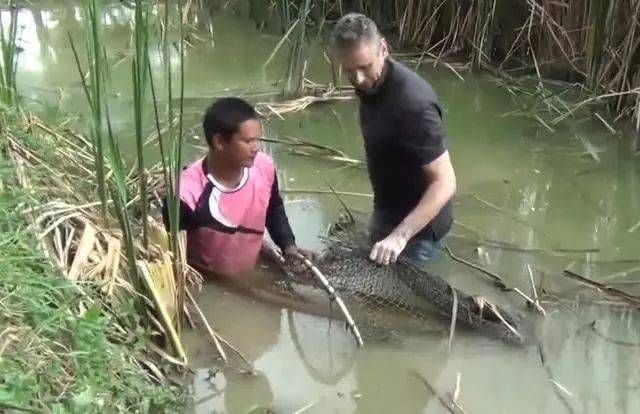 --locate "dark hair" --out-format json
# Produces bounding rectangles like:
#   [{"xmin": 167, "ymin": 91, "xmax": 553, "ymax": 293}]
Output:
[
  {"xmin": 331, "ymin": 13, "xmax": 381, "ymax": 51},
  {"xmin": 202, "ymin": 97, "xmax": 258, "ymax": 145}
]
